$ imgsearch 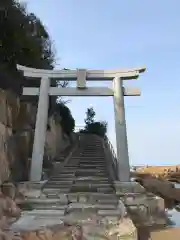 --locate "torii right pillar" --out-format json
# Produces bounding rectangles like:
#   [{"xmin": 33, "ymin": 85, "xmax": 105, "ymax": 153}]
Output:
[{"xmin": 113, "ymin": 77, "xmax": 131, "ymax": 182}]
